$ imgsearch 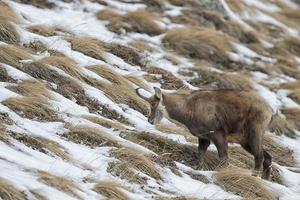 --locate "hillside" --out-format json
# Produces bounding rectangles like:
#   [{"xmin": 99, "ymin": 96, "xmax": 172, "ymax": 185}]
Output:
[{"xmin": 0, "ymin": 0, "xmax": 300, "ymax": 199}]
